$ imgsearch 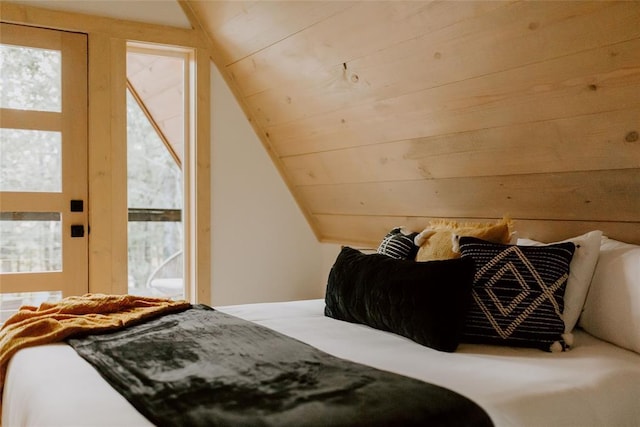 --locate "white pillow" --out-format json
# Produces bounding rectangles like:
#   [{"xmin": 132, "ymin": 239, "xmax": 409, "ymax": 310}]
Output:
[
  {"xmin": 579, "ymin": 237, "xmax": 640, "ymax": 354},
  {"xmin": 517, "ymin": 230, "xmax": 602, "ymax": 333}
]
